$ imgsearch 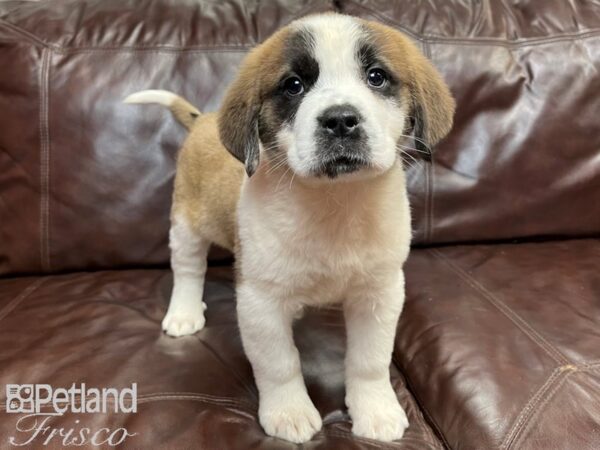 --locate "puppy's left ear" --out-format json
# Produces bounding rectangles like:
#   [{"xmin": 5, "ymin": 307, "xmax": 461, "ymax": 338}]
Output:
[
  {"xmin": 218, "ymin": 63, "xmax": 261, "ymax": 177},
  {"xmin": 410, "ymin": 53, "xmax": 456, "ymax": 157},
  {"xmin": 364, "ymin": 20, "xmax": 455, "ymax": 158}
]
